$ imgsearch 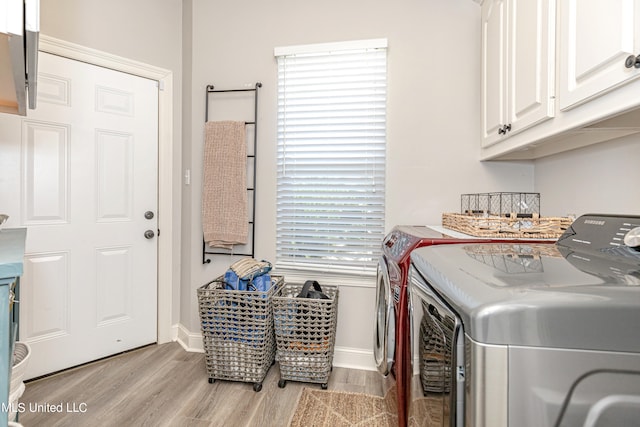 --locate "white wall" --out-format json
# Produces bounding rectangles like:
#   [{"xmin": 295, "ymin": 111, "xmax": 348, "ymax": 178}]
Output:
[
  {"xmin": 534, "ymin": 134, "xmax": 640, "ymax": 217},
  {"xmin": 182, "ymin": 0, "xmax": 535, "ymax": 368},
  {"xmin": 40, "ymin": 0, "xmax": 182, "ymax": 72}
]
